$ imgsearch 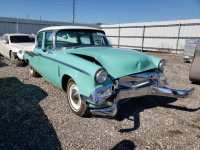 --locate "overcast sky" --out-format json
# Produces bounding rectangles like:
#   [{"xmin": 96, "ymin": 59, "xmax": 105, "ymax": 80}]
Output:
[{"xmin": 1, "ymin": 0, "xmax": 200, "ymax": 24}]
